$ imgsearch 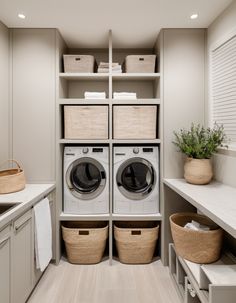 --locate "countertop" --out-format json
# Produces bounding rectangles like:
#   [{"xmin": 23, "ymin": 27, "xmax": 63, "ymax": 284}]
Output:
[{"xmin": 0, "ymin": 183, "xmax": 56, "ymax": 230}]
